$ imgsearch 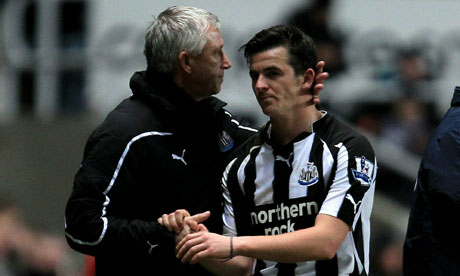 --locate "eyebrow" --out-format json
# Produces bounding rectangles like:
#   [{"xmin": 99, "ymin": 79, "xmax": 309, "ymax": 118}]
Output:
[
  {"xmin": 262, "ymin": 66, "xmax": 282, "ymax": 72},
  {"xmin": 250, "ymin": 65, "xmax": 282, "ymax": 74}
]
